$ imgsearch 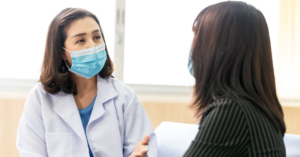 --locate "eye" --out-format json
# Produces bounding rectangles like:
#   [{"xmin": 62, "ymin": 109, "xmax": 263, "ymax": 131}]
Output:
[
  {"xmin": 94, "ymin": 36, "xmax": 101, "ymax": 40},
  {"xmin": 76, "ymin": 39, "xmax": 85, "ymax": 44}
]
